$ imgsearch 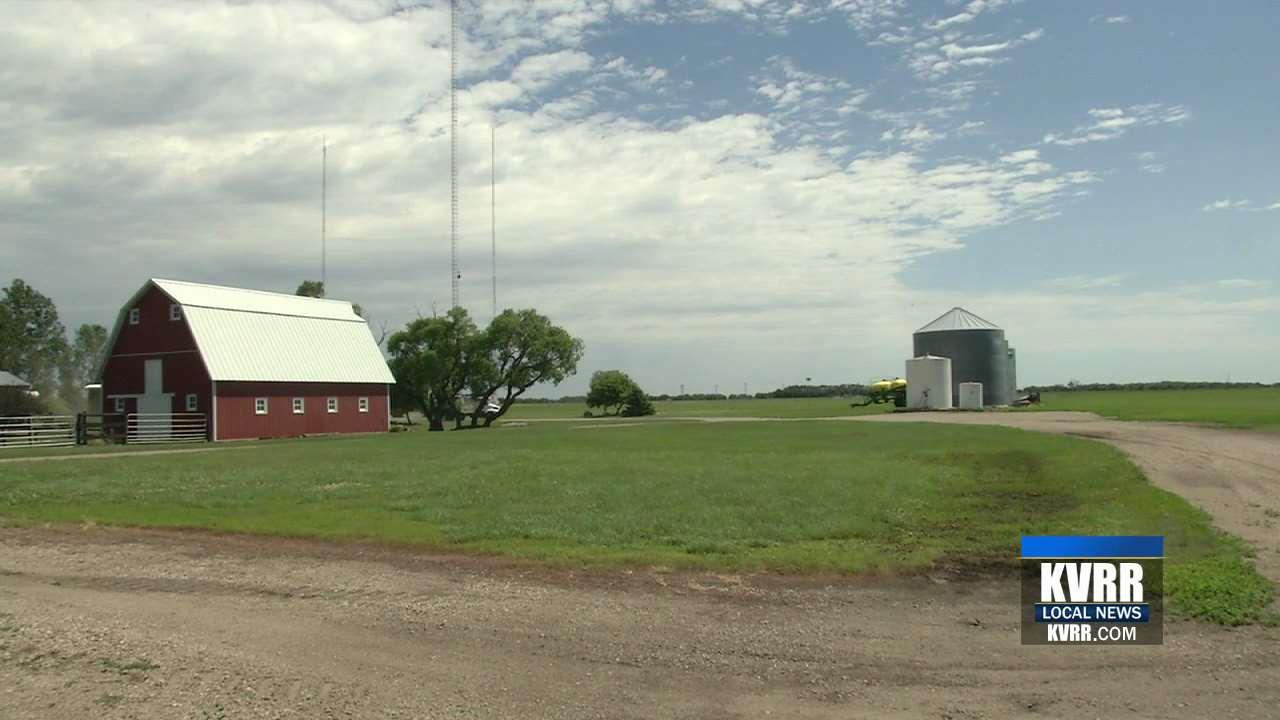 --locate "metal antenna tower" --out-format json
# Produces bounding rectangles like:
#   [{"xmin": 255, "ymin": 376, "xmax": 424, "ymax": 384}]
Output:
[
  {"xmin": 321, "ymin": 135, "xmax": 327, "ymax": 295},
  {"xmin": 449, "ymin": 0, "xmax": 460, "ymax": 308},
  {"xmin": 491, "ymin": 123, "xmax": 497, "ymax": 319}
]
